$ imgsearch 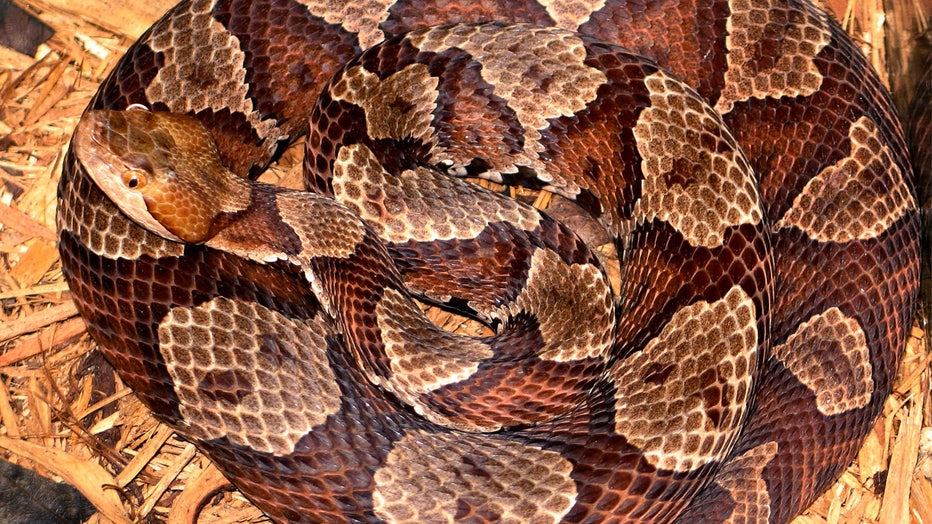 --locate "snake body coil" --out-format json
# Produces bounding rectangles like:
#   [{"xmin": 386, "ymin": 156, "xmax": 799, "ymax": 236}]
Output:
[{"xmin": 59, "ymin": 2, "xmax": 920, "ymax": 523}]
